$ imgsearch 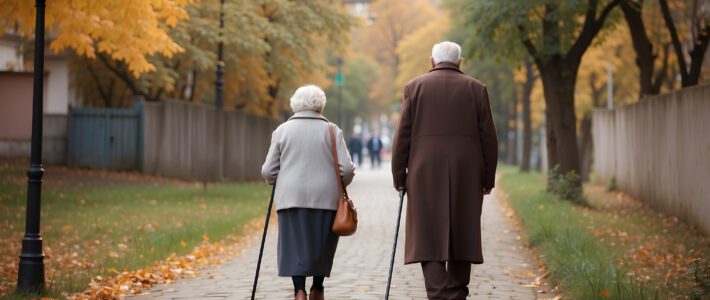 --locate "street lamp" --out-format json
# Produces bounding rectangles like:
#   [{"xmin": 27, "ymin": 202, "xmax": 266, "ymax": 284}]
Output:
[
  {"xmin": 215, "ymin": 0, "xmax": 225, "ymax": 110},
  {"xmin": 335, "ymin": 57, "xmax": 344, "ymax": 126},
  {"xmin": 17, "ymin": 0, "xmax": 47, "ymax": 293}
]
